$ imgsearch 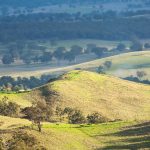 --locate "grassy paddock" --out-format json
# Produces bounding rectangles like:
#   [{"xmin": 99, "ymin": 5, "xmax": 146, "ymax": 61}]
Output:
[{"xmin": 0, "ymin": 115, "xmax": 149, "ymax": 150}]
